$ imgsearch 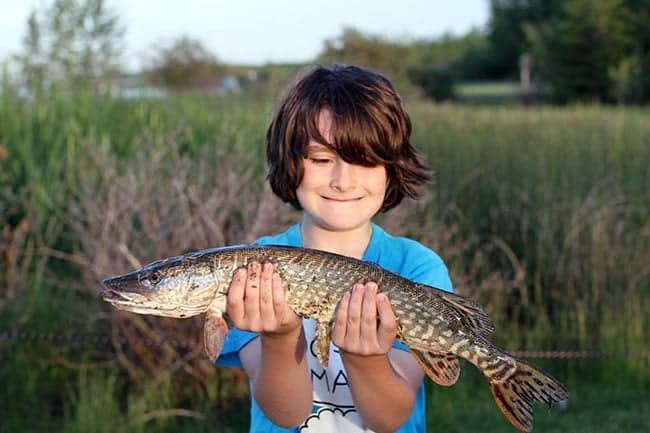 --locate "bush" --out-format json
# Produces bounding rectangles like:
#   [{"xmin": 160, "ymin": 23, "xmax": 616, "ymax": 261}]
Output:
[{"xmin": 409, "ymin": 66, "xmax": 456, "ymax": 102}]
